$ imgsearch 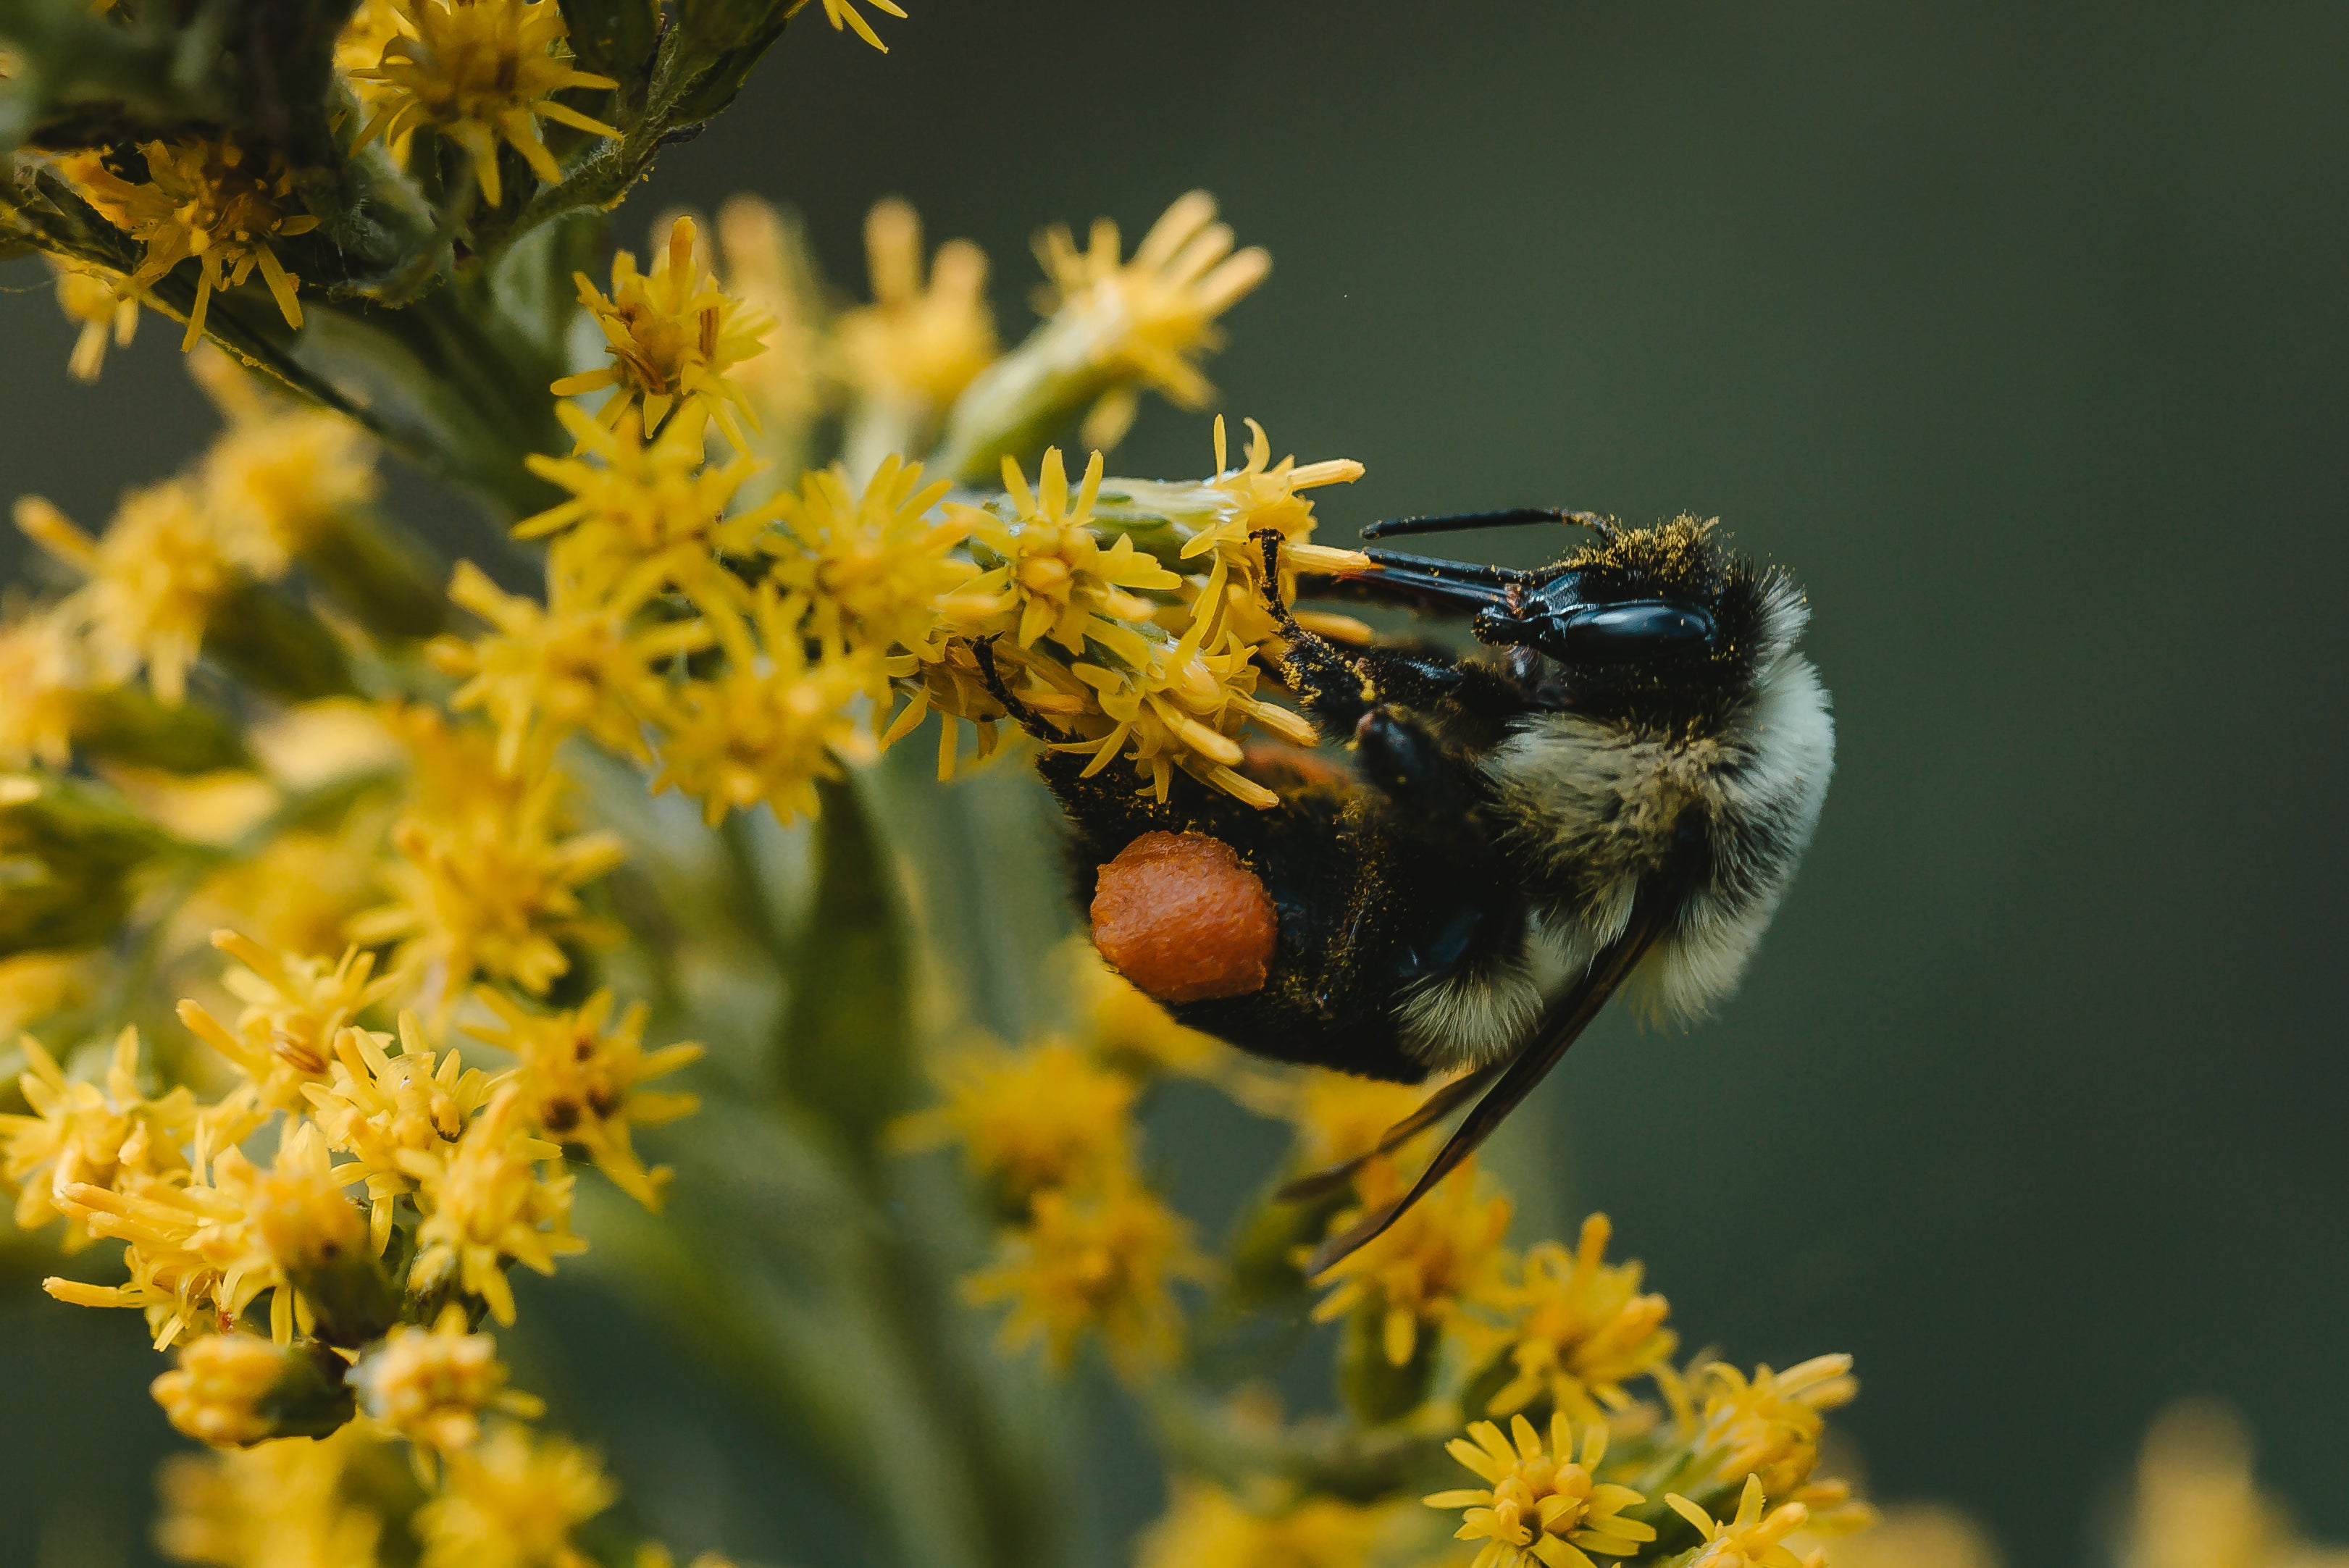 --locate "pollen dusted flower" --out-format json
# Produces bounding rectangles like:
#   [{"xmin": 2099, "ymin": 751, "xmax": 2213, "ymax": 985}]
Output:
[
  {"xmin": 351, "ymin": 0, "xmax": 620, "ymax": 208},
  {"xmin": 1478, "ymin": 1213, "xmax": 1678, "ymax": 1422},
  {"xmin": 890, "ymin": 1039, "xmax": 1136, "ymax": 1207},
  {"xmin": 49, "ymin": 259, "xmax": 140, "ymax": 382},
  {"xmin": 1667, "ymin": 1476, "xmax": 1815, "ymax": 1568},
  {"xmin": 0, "ymin": 606, "xmax": 91, "ymax": 769},
  {"xmin": 950, "ymin": 448, "xmax": 1179, "ymax": 663},
  {"xmin": 466, "ymin": 987, "xmax": 702, "ymax": 1209},
  {"xmin": 305, "ymin": 1011, "xmax": 499, "ymax": 1252},
  {"xmin": 0, "ymin": 1027, "xmax": 196, "ymax": 1246},
  {"xmin": 554, "ymin": 217, "xmax": 774, "ymax": 449},
  {"xmin": 836, "ymin": 198, "xmax": 997, "ymax": 413},
  {"xmin": 648, "ymin": 585, "xmax": 879, "ymax": 826},
  {"xmin": 407, "ymin": 1087, "xmax": 584, "ymax": 1326},
  {"xmin": 64, "ymin": 141, "xmax": 319, "ymax": 348},
  {"xmin": 1178, "ymin": 416, "xmax": 1373, "ymax": 640},
  {"xmin": 810, "ymin": 0, "xmax": 906, "ymax": 51},
  {"xmin": 177, "ymin": 933, "xmax": 398, "ymax": 1114},
  {"xmin": 15, "ymin": 485, "xmax": 250, "ymax": 705},
  {"xmin": 156, "ymin": 1422, "xmax": 388, "ymax": 1568},
  {"xmin": 416, "ymin": 1422, "xmax": 615, "ymax": 1568},
  {"xmin": 351, "ymin": 1304, "xmax": 544, "ymax": 1451},
  {"xmin": 1032, "ymin": 190, "xmax": 1271, "ymax": 449},
  {"xmin": 1309, "ymin": 1158, "xmax": 1513, "ymax": 1367},
  {"xmin": 964, "ymin": 1174, "xmax": 1208, "ymax": 1373},
  {"xmin": 519, "ymin": 404, "xmax": 776, "ymax": 592},
  {"xmin": 1675, "ymin": 1354, "xmax": 1858, "ymax": 1499},
  {"xmin": 1425, "ymin": 1414, "xmax": 1656, "ymax": 1568},
  {"xmin": 433, "ymin": 553, "xmax": 711, "ymax": 772},
  {"xmin": 763, "ymin": 454, "xmax": 971, "ymax": 658},
  {"xmin": 149, "ymin": 1331, "xmax": 298, "ymax": 1448},
  {"xmin": 1136, "ymin": 1481, "xmax": 1397, "ymax": 1568}
]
